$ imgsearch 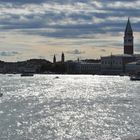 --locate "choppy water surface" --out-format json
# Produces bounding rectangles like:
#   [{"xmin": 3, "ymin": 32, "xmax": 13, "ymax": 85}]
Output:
[{"xmin": 0, "ymin": 74, "xmax": 140, "ymax": 140}]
